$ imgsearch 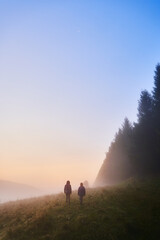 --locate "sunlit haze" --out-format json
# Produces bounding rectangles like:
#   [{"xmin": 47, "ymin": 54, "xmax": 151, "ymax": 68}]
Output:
[{"xmin": 1, "ymin": 1, "xmax": 160, "ymax": 194}]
